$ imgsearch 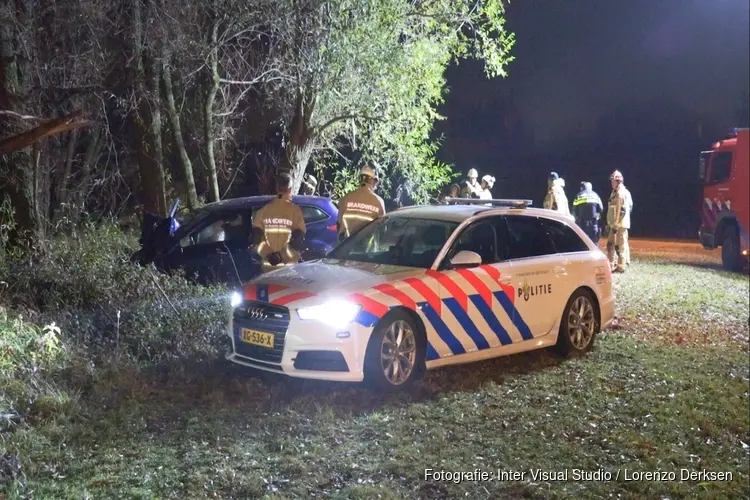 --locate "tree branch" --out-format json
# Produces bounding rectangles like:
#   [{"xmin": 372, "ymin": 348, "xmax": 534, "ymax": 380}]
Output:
[
  {"xmin": 0, "ymin": 110, "xmax": 45, "ymax": 121},
  {"xmin": 0, "ymin": 111, "xmax": 93, "ymax": 153},
  {"xmin": 316, "ymin": 114, "xmax": 385, "ymax": 135},
  {"xmin": 218, "ymin": 68, "xmax": 288, "ymax": 86}
]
